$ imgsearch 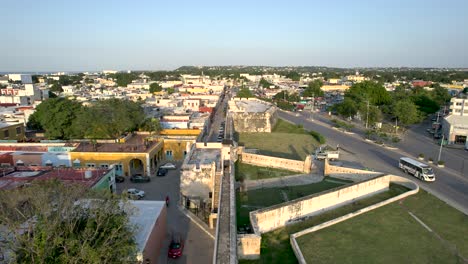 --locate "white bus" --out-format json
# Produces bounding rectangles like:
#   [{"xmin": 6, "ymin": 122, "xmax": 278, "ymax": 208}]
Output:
[{"xmin": 399, "ymin": 157, "xmax": 435, "ymax": 182}]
